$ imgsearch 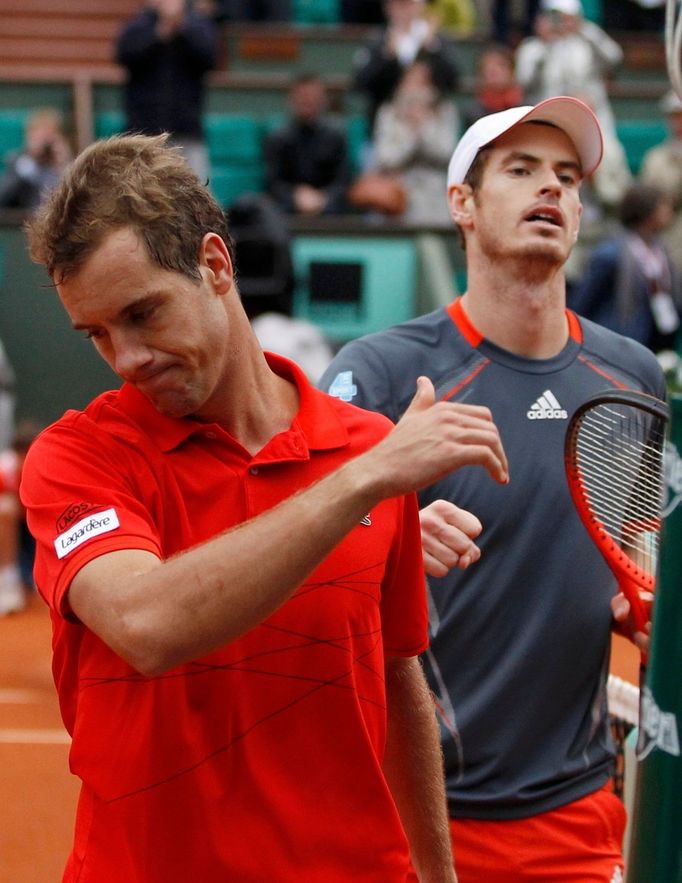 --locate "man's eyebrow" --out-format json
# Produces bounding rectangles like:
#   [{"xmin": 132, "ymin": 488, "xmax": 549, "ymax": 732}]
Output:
[
  {"xmin": 501, "ymin": 151, "xmax": 582, "ymax": 174},
  {"xmin": 71, "ymin": 293, "xmax": 163, "ymax": 330}
]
